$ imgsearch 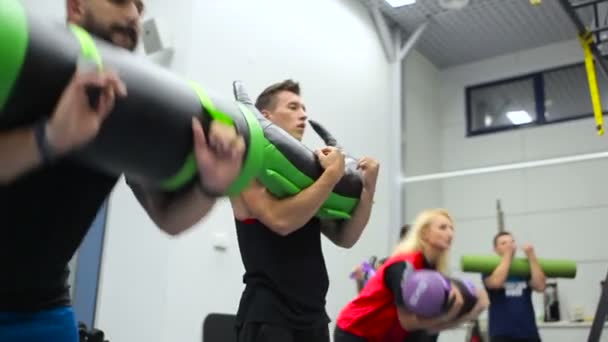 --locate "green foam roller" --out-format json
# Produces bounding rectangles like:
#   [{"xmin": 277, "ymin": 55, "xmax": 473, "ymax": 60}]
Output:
[{"xmin": 461, "ymin": 254, "xmax": 577, "ymax": 278}]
